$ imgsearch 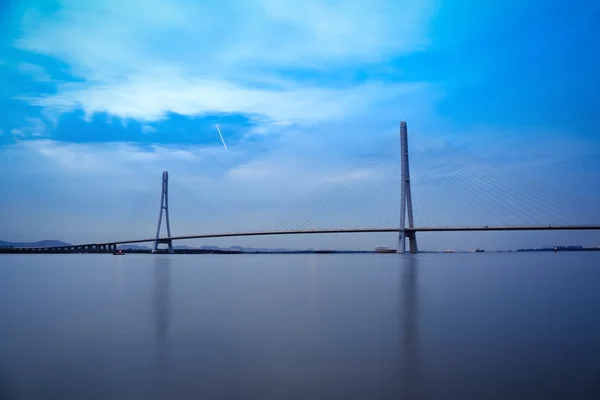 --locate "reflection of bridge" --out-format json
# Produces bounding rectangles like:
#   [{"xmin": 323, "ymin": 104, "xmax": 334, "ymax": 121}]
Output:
[{"xmin": 8, "ymin": 121, "xmax": 600, "ymax": 254}]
